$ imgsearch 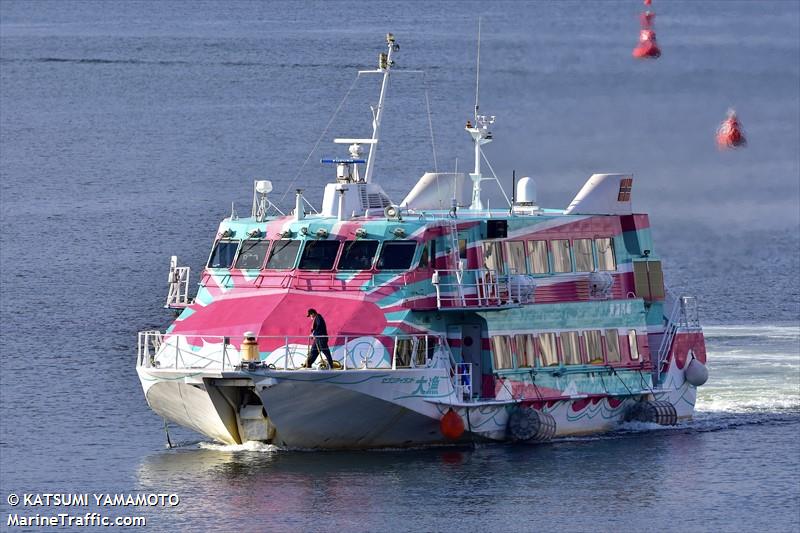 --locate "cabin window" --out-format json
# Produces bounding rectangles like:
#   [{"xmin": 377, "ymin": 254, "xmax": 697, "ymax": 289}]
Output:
[
  {"xmin": 583, "ymin": 330, "xmax": 604, "ymax": 364},
  {"xmin": 538, "ymin": 333, "xmax": 559, "ymax": 366},
  {"xmin": 338, "ymin": 240, "xmax": 378, "ymax": 270},
  {"xmin": 377, "ymin": 240, "xmax": 417, "ymax": 270},
  {"xmin": 491, "ymin": 335, "xmax": 514, "ymax": 370},
  {"xmin": 634, "ymin": 260, "xmax": 665, "ymax": 301},
  {"xmin": 208, "ymin": 240, "xmax": 239, "ymax": 268},
  {"xmin": 596, "ymin": 238, "xmax": 616, "ymax": 271},
  {"xmin": 514, "ymin": 334, "xmax": 537, "ymax": 368},
  {"xmin": 574, "ymin": 239, "xmax": 594, "ymax": 272},
  {"xmin": 605, "ymin": 329, "xmax": 621, "ymax": 362},
  {"xmin": 483, "ymin": 241, "xmax": 505, "ymax": 273},
  {"xmin": 265, "ymin": 240, "xmax": 301, "ymax": 270},
  {"xmin": 628, "ymin": 330, "xmax": 640, "ymax": 360},
  {"xmin": 528, "ymin": 240, "xmax": 549, "ymax": 274},
  {"xmin": 506, "ymin": 241, "xmax": 527, "ymax": 274},
  {"xmin": 395, "ymin": 337, "xmax": 426, "ymax": 368},
  {"xmin": 561, "ymin": 331, "xmax": 582, "ymax": 365},
  {"xmin": 458, "ymin": 239, "xmax": 468, "ymax": 259},
  {"xmin": 234, "ymin": 240, "xmax": 270, "ymax": 269},
  {"xmin": 299, "ymin": 240, "xmax": 340, "ymax": 270},
  {"xmin": 551, "ymin": 239, "xmax": 572, "ymax": 273}
]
